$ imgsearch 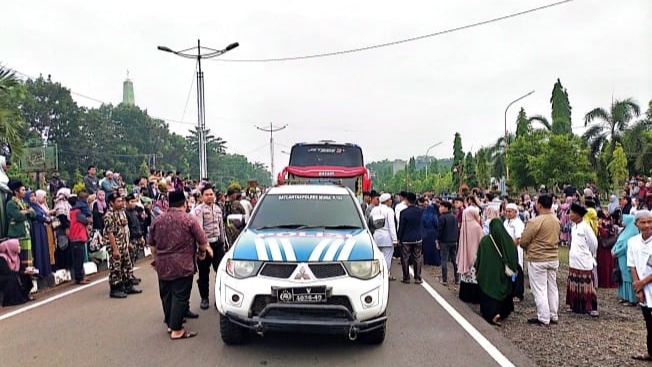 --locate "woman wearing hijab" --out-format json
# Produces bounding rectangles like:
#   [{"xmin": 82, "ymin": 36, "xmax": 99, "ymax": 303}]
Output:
[
  {"xmin": 476, "ymin": 219, "xmax": 517, "ymax": 325},
  {"xmin": 607, "ymin": 195, "xmax": 622, "ymax": 225},
  {"xmin": 92, "ymin": 190, "xmax": 107, "ymax": 232},
  {"xmin": 53, "ymin": 188, "xmax": 72, "ymax": 271},
  {"xmin": 27, "ymin": 190, "xmax": 53, "ymax": 278},
  {"xmin": 35, "ymin": 190, "xmax": 56, "ymax": 267},
  {"xmin": 0, "ymin": 238, "xmax": 34, "ymax": 306},
  {"xmin": 422, "ymin": 203, "xmax": 440, "ymax": 266},
  {"xmin": 560, "ymin": 197, "xmax": 573, "ymax": 245},
  {"xmin": 482, "ymin": 205, "xmax": 500, "ymax": 235},
  {"xmin": 6, "ymin": 180, "xmax": 36, "ymax": 270},
  {"xmin": 611, "ymin": 215, "xmax": 639, "ymax": 305},
  {"xmin": 457, "ymin": 205, "xmax": 484, "ymax": 303}
]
